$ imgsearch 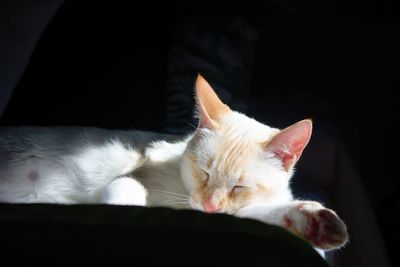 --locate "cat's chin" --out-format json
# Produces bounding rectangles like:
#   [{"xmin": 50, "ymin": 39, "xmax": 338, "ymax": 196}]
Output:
[{"xmin": 188, "ymin": 197, "xmax": 239, "ymax": 214}]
